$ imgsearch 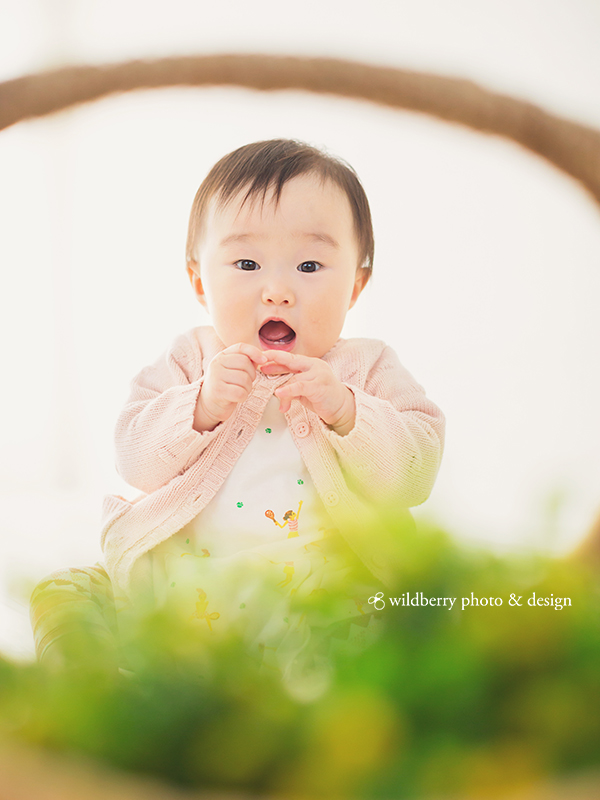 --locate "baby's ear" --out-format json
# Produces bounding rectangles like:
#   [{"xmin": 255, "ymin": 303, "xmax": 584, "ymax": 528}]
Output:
[
  {"xmin": 349, "ymin": 268, "xmax": 369, "ymax": 309},
  {"xmin": 187, "ymin": 261, "xmax": 207, "ymax": 308}
]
